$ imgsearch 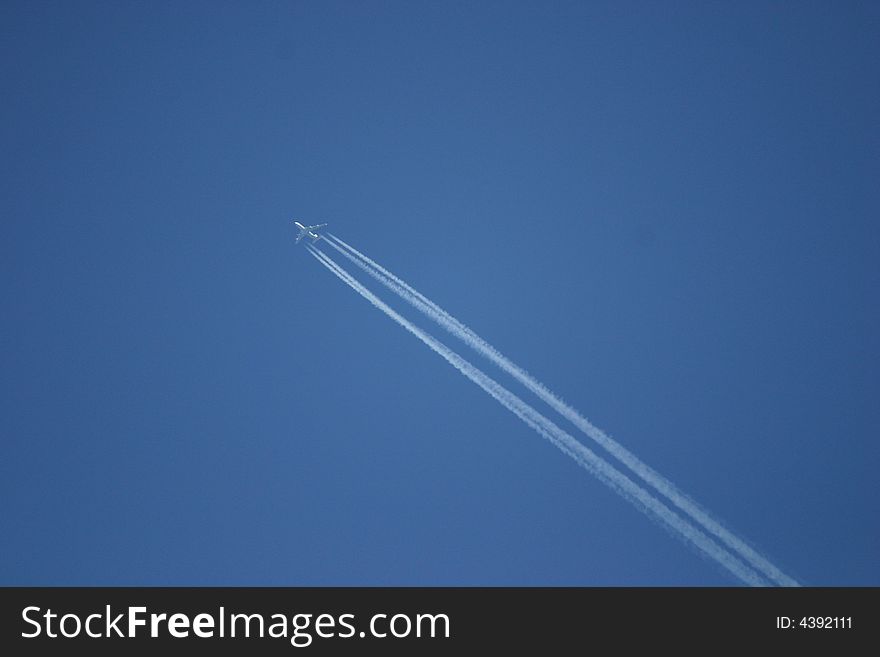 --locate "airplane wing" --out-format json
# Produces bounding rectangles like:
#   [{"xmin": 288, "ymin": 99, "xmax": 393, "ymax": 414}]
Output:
[
  {"xmin": 311, "ymin": 223, "xmax": 328, "ymax": 230},
  {"xmin": 295, "ymin": 233, "xmax": 304, "ymax": 244}
]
